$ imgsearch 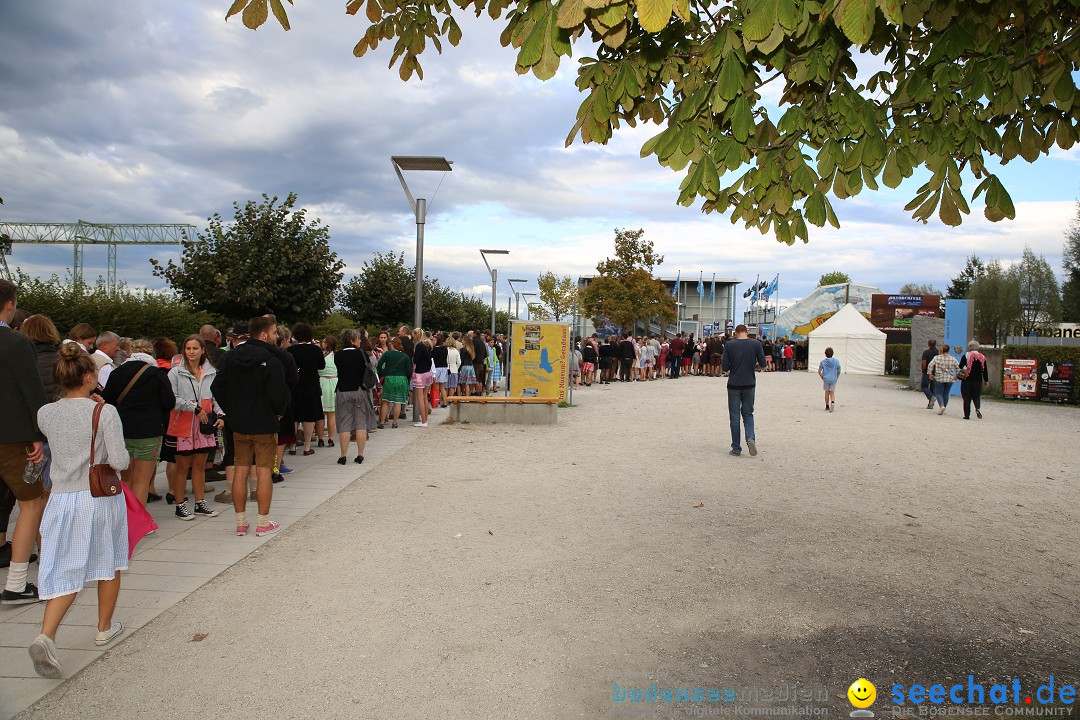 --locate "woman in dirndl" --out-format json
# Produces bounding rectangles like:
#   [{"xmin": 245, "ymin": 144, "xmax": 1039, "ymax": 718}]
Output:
[
  {"xmin": 167, "ymin": 336, "xmax": 225, "ymax": 521},
  {"xmin": 318, "ymin": 335, "xmax": 338, "ymax": 446},
  {"xmin": 30, "ymin": 342, "xmax": 131, "ymax": 678},
  {"xmin": 375, "ymin": 337, "xmax": 413, "ymax": 428}
]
